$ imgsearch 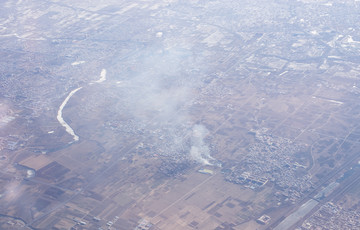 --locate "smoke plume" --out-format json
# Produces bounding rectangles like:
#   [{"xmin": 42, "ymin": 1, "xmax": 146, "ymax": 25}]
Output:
[{"xmin": 190, "ymin": 124, "xmax": 215, "ymax": 165}]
